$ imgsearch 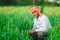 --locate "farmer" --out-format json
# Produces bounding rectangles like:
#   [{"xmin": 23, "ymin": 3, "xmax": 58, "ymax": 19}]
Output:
[{"xmin": 29, "ymin": 7, "xmax": 51, "ymax": 40}]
